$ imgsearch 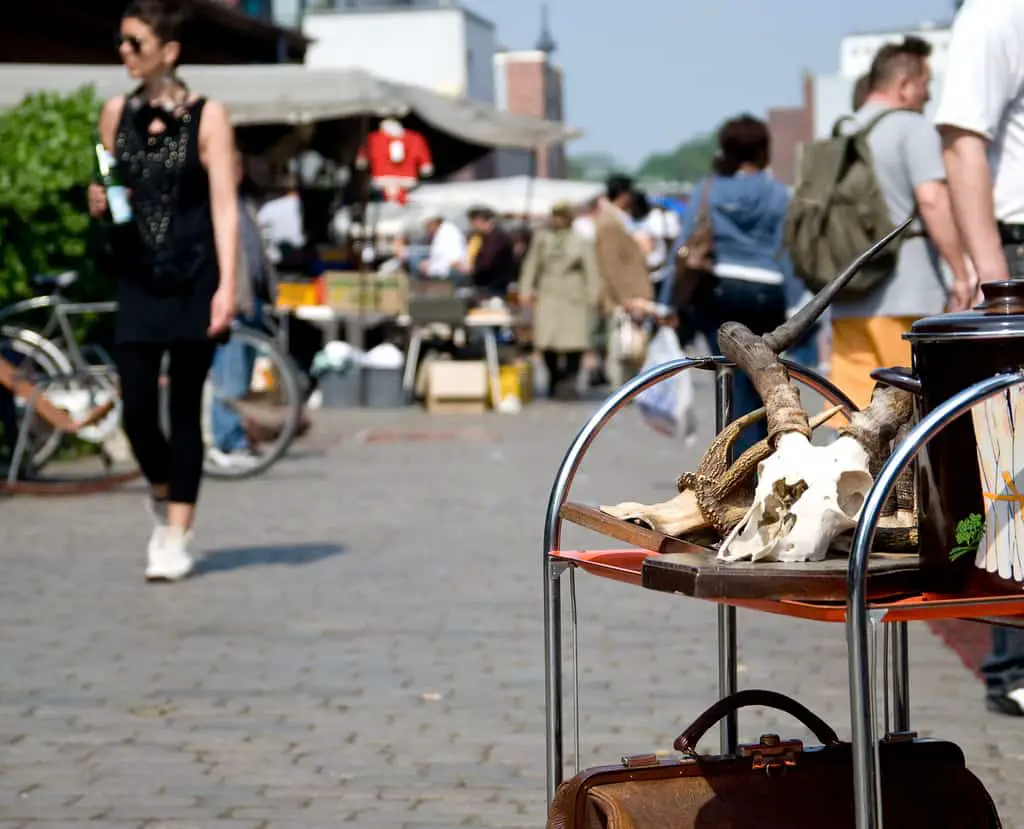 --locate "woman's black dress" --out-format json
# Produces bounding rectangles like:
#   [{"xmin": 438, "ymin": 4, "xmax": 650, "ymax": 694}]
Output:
[{"xmin": 111, "ymin": 96, "xmax": 218, "ymax": 345}]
